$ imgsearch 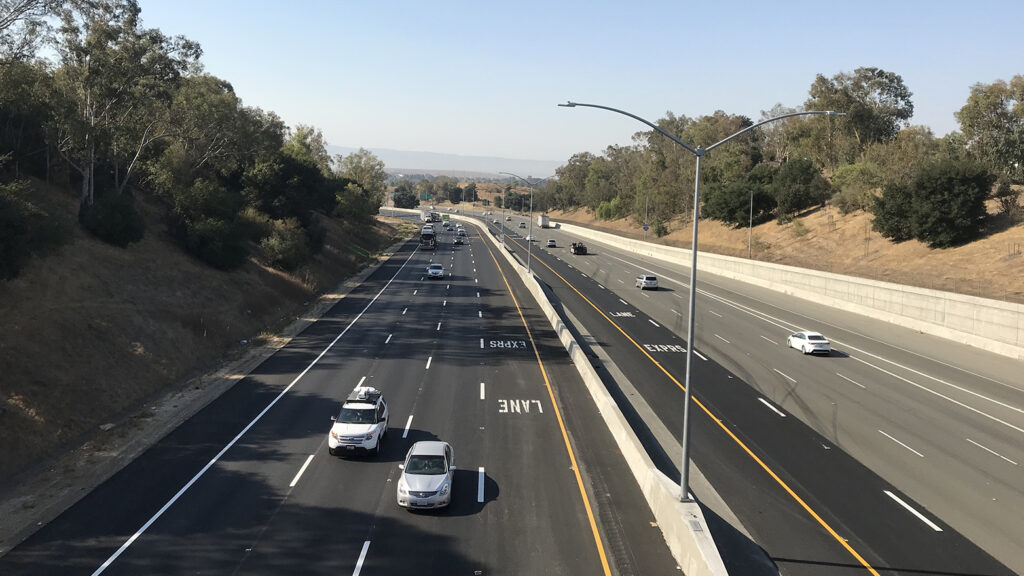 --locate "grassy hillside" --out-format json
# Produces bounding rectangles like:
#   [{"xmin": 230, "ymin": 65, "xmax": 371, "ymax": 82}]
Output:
[{"xmin": 0, "ymin": 181, "xmax": 411, "ymax": 485}]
